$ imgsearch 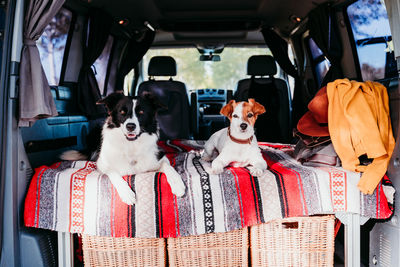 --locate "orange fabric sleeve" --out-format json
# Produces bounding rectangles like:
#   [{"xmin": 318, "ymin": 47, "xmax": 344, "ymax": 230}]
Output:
[{"xmin": 327, "ymin": 79, "xmax": 395, "ymax": 195}]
